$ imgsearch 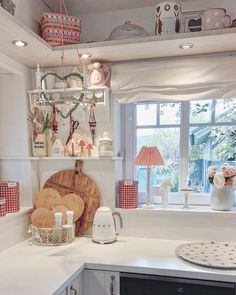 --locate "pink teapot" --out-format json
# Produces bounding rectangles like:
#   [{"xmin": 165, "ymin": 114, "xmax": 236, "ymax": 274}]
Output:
[{"xmin": 89, "ymin": 62, "xmax": 110, "ymax": 86}]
